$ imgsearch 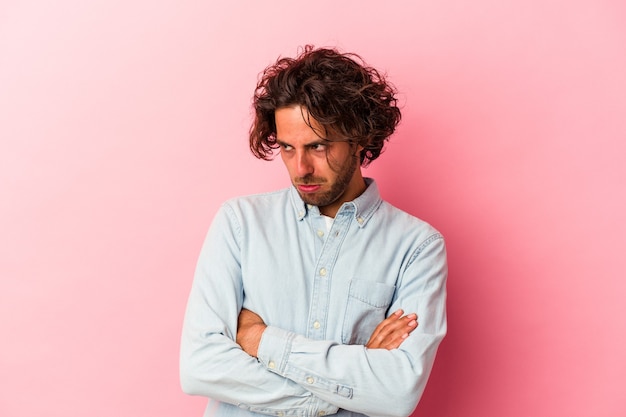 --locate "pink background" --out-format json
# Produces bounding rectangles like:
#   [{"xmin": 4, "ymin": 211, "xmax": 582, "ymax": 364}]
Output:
[{"xmin": 1, "ymin": 1, "xmax": 625, "ymax": 416}]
